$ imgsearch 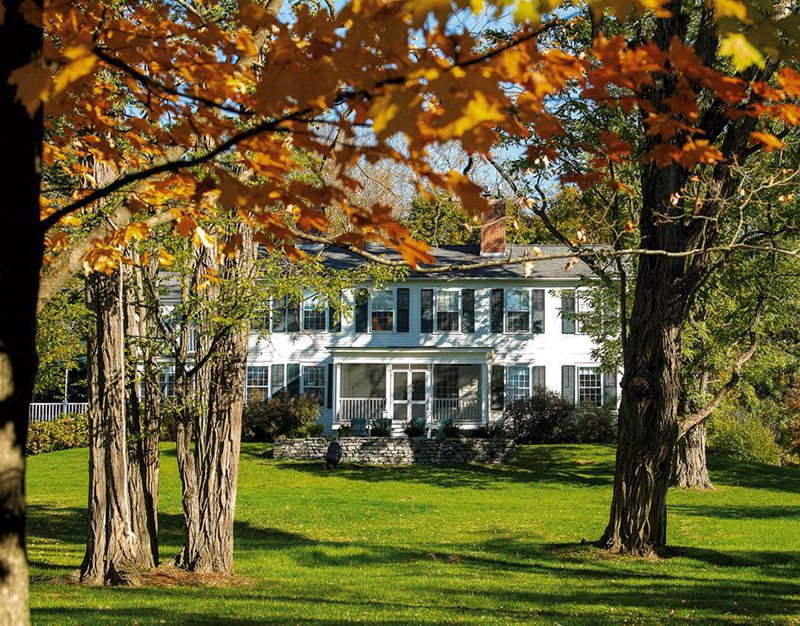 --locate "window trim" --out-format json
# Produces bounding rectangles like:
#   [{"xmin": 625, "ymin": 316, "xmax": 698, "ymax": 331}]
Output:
[
  {"xmin": 504, "ymin": 288, "xmax": 532, "ymax": 334},
  {"xmin": 245, "ymin": 365, "xmax": 270, "ymax": 403},
  {"xmin": 369, "ymin": 287, "xmax": 396, "ymax": 333},
  {"xmin": 506, "ymin": 365, "xmax": 531, "ymax": 405},
  {"xmin": 434, "ymin": 288, "xmax": 462, "ymax": 333},
  {"xmin": 301, "ymin": 290, "xmax": 328, "ymax": 333},
  {"xmin": 576, "ymin": 364, "xmax": 603, "ymax": 406},
  {"xmin": 301, "ymin": 364, "xmax": 327, "ymax": 405}
]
